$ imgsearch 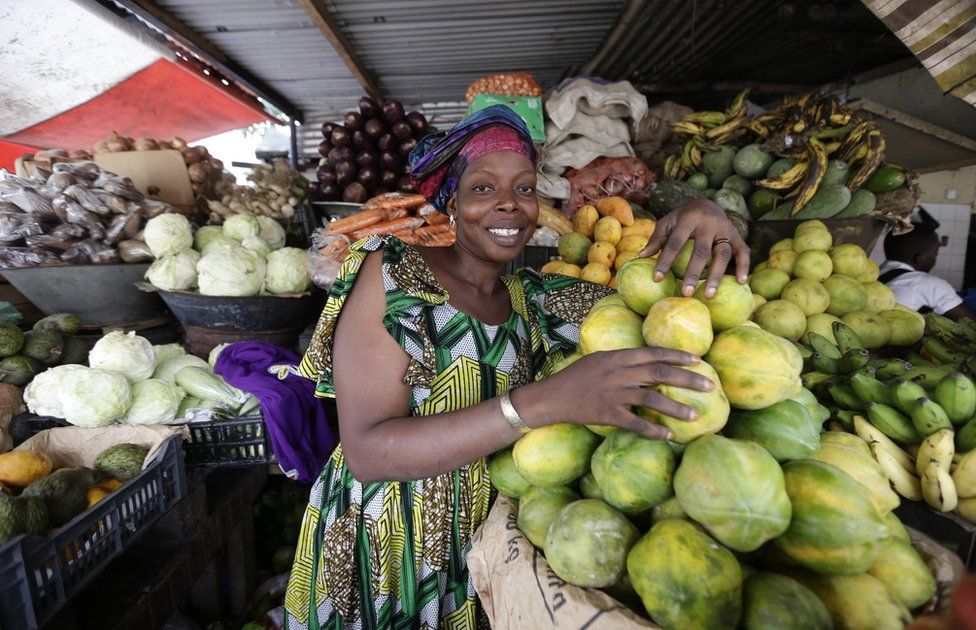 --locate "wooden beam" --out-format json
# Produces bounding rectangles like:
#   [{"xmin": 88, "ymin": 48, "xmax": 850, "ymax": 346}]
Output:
[
  {"xmin": 849, "ymin": 98, "xmax": 976, "ymax": 152},
  {"xmin": 635, "ymin": 81, "xmax": 813, "ymax": 95},
  {"xmin": 296, "ymin": 0, "xmax": 383, "ymax": 102},
  {"xmin": 112, "ymin": 0, "xmax": 303, "ymax": 122}
]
